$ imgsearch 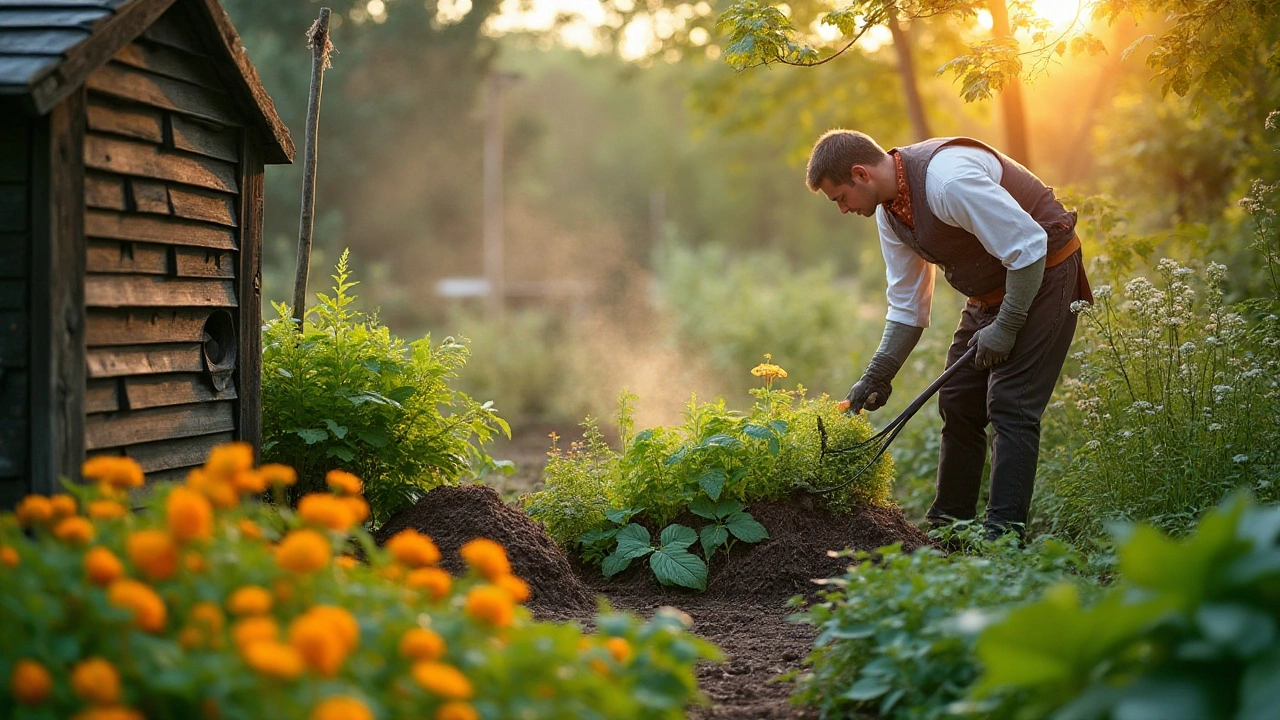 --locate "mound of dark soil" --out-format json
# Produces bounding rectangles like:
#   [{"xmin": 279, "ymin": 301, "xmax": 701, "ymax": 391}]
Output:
[{"xmin": 375, "ymin": 484, "xmax": 594, "ymax": 611}]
